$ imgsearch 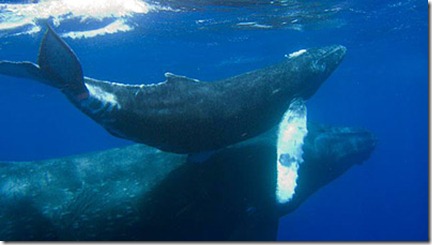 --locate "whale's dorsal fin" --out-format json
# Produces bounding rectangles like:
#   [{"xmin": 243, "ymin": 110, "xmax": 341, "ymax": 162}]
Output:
[
  {"xmin": 38, "ymin": 26, "xmax": 88, "ymax": 98},
  {"xmin": 164, "ymin": 72, "xmax": 201, "ymax": 84}
]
